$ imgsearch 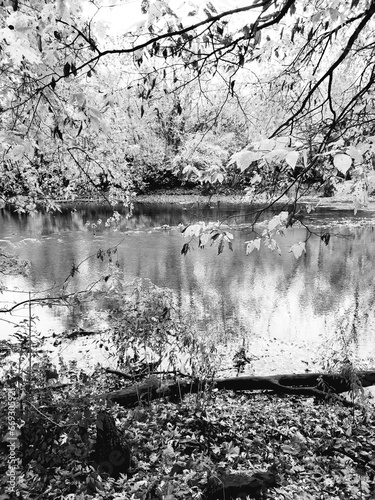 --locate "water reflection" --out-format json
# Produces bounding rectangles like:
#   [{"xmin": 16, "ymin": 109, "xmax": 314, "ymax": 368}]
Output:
[{"xmin": 1, "ymin": 202, "xmax": 375, "ymax": 374}]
